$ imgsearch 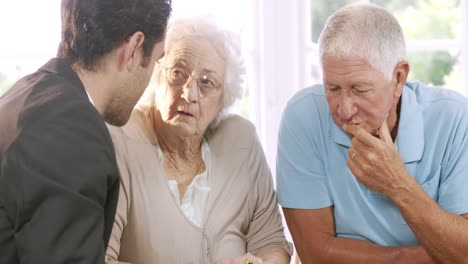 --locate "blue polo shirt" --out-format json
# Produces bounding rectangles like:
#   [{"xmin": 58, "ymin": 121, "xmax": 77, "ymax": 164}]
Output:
[{"xmin": 276, "ymin": 82, "xmax": 468, "ymax": 246}]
